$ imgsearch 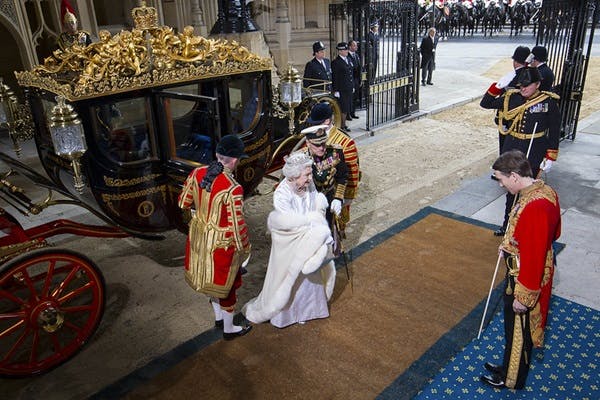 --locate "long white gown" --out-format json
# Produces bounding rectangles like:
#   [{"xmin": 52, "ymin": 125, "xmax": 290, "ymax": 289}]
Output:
[{"xmin": 243, "ymin": 179, "xmax": 336, "ymax": 328}]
